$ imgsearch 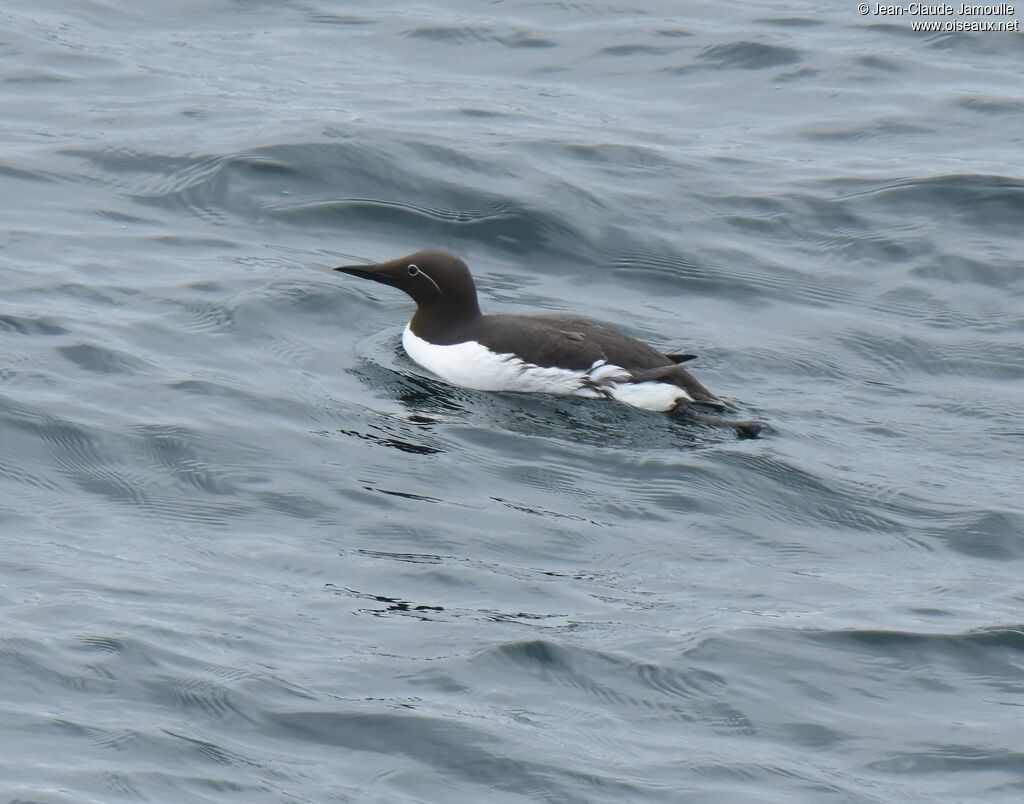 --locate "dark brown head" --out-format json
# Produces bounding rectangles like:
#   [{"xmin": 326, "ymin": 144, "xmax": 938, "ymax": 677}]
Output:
[{"xmin": 335, "ymin": 250, "xmax": 482, "ymax": 332}]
